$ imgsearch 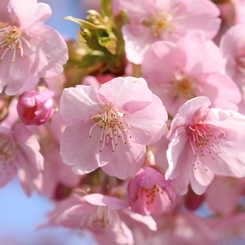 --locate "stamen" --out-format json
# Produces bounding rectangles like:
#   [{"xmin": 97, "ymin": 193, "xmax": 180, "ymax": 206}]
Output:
[
  {"xmin": 90, "ymin": 106, "xmax": 131, "ymax": 152},
  {"xmin": 141, "ymin": 3, "xmax": 189, "ymax": 40},
  {"xmin": 188, "ymin": 124, "xmax": 226, "ymax": 167},
  {"xmin": 0, "ymin": 25, "xmax": 29, "ymax": 62}
]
